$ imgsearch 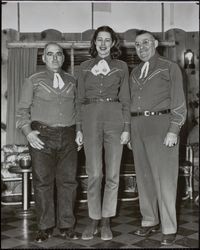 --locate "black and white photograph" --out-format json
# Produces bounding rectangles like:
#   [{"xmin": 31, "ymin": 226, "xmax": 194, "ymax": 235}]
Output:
[{"xmin": 1, "ymin": 1, "xmax": 199, "ymax": 249}]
